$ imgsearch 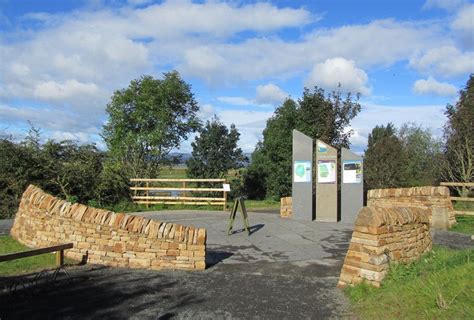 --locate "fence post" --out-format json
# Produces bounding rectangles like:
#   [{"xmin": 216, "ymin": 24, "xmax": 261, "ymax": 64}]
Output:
[{"xmin": 146, "ymin": 181, "xmax": 149, "ymax": 208}]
